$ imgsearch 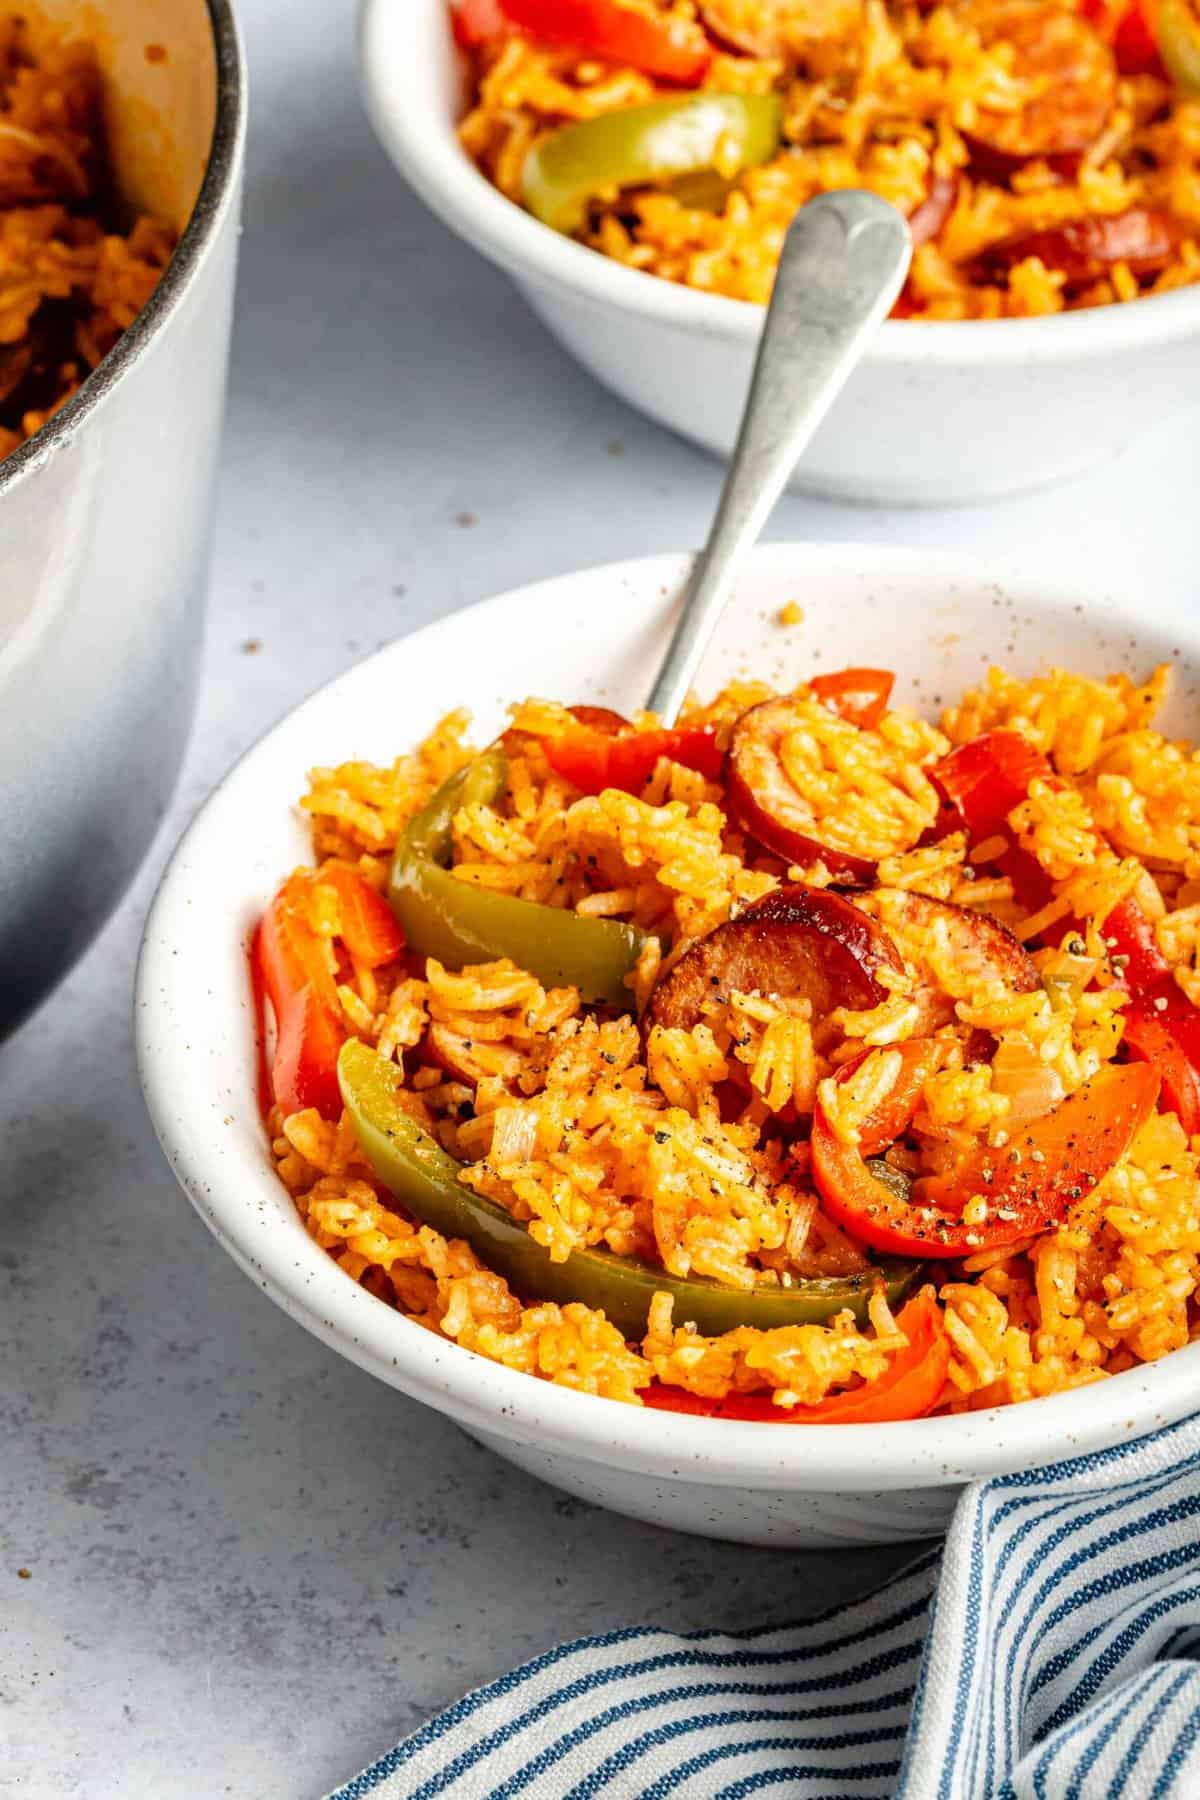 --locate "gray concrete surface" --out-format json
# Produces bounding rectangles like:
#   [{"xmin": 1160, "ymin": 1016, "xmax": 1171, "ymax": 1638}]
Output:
[{"xmin": 2, "ymin": 0, "xmax": 1197, "ymax": 1794}]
